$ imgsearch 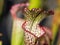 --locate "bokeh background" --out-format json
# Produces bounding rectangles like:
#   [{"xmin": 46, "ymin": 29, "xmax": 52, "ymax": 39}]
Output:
[{"xmin": 0, "ymin": 0, "xmax": 57, "ymax": 45}]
